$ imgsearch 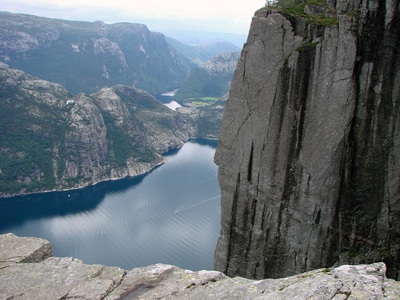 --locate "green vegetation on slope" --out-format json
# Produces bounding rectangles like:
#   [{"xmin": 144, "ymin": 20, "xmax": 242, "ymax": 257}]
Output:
[
  {"xmin": 173, "ymin": 68, "xmax": 229, "ymax": 102},
  {"xmin": 165, "ymin": 37, "xmax": 240, "ymax": 66},
  {"xmin": 0, "ymin": 63, "xmax": 189, "ymax": 197},
  {"xmin": 264, "ymin": 0, "xmax": 339, "ymax": 26},
  {"xmin": 0, "ymin": 84, "xmax": 70, "ymax": 194},
  {"xmin": 173, "ymin": 51, "xmax": 239, "ymax": 103},
  {"xmin": 195, "ymin": 100, "xmax": 225, "ymax": 139},
  {"xmin": 0, "ymin": 12, "xmax": 192, "ymax": 95}
]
